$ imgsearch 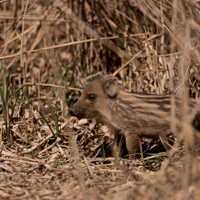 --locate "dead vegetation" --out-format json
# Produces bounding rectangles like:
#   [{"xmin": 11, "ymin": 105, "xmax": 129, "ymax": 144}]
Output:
[{"xmin": 0, "ymin": 0, "xmax": 200, "ymax": 199}]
